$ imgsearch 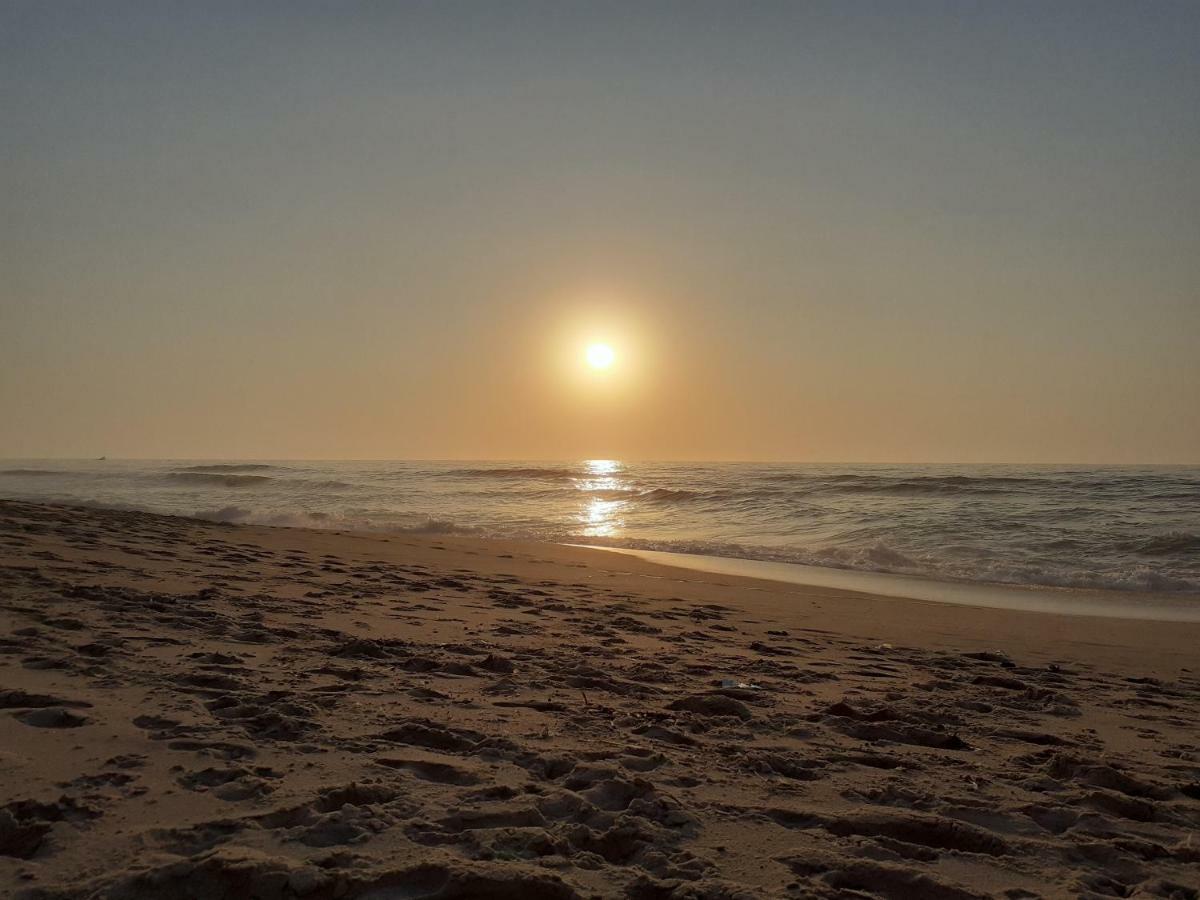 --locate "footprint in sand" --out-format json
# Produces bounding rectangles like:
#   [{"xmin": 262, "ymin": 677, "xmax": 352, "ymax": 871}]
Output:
[{"xmin": 14, "ymin": 707, "xmax": 90, "ymax": 728}]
